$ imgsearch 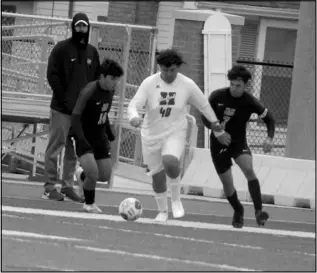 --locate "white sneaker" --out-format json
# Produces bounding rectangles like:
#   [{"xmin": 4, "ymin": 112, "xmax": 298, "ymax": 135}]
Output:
[
  {"xmin": 75, "ymin": 167, "xmax": 84, "ymax": 199},
  {"xmin": 172, "ymin": 200, "xmax": 185, "ymax": 218},
  {"xmin": 154, "ymin": 211, "xmax": 168, "ymax": 222},
  {"xmin": 83, "ymin": 203, "xmax": 102, "ymax": 213}
]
